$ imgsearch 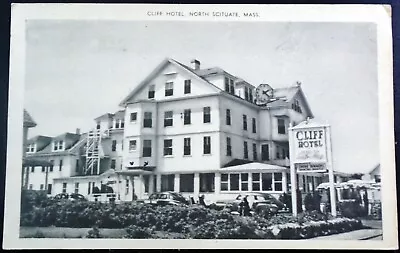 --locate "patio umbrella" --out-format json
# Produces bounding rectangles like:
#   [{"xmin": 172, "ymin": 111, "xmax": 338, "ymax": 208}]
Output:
[{"xmin": 316, "ymin": 182, "xmax": 340, "ymax": 190}]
